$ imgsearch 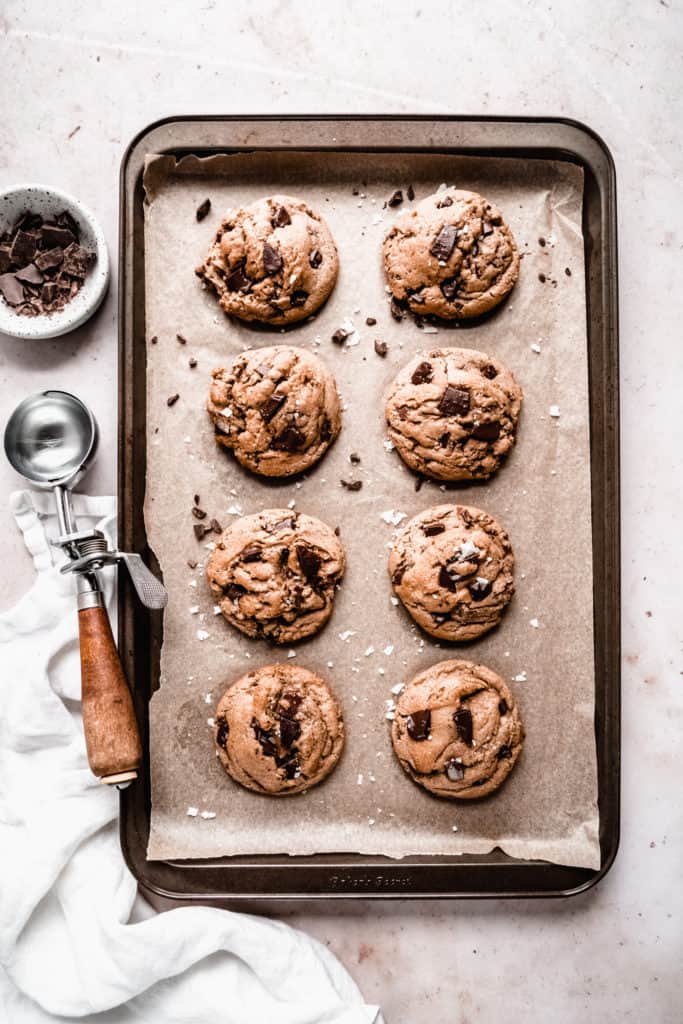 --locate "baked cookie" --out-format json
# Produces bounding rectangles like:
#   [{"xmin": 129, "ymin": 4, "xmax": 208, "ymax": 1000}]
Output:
[
  {"xmin": 214, "ymin": 664, "xmax": 344, "ymax": 795},
  {"xmin": 385, "ymin": 347, "xmax": 523, "ymax": 481},
  {"xmin": 382, "ymin": 187, "xmax": 519, "ymax": 319},
  {"xmin": 388, "ymin": 504, "xmax": 514, "ymax": 642},
  {"xmin": 207, "ymin": 509, "xmax": 345, "ymax": 644},
  {"xmin": 207, "ymin": 345, "xmax": 341, "ymax": 477},
  {"xmin": 391, "ymin": 659, "xmax": 524, "ymax": 799},
  {"xmin": 196, "ymin": 194, "xmax": 338, "ymax": 325}
]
